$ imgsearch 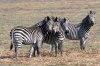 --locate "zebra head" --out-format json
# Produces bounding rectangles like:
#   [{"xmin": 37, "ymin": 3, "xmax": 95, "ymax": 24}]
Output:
[
  {"xmin": 88, "ymin": 10, "xmax": 95, "ymax": 26},
  {"xmin": 82, "ymin": 10, "xmax": 95, "ymax": 27},
  {"xmin": 52, "ymin": 17, "xmax": 61, "ymax": 33},
  {"xmin": 60, "ymin": 18, "xmax": 69, "ymax": 34},
  {"xmin": 44, "ymin": 16, "xmax": 54, "ymax": 32}
]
